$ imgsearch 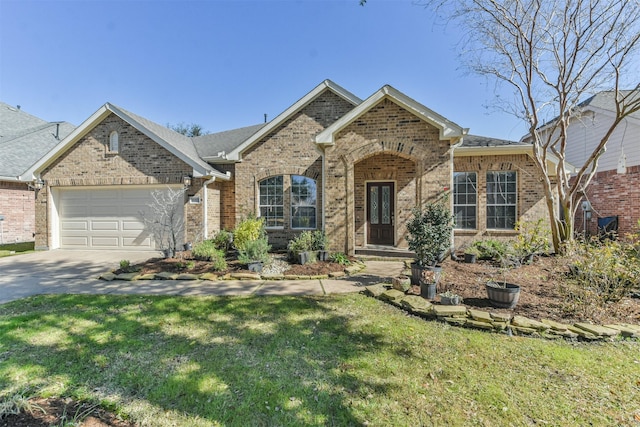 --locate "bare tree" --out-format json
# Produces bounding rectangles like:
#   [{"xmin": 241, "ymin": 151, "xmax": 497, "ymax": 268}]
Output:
[
  {"xmin": 428, "ymin": 0, "xmax": 640, "ymax": 252},
  {"xmin": 168, "ymin": 122, "xmax": 208, "ymax": 137},
  {"xmin": 141, "ymin": 187, "xmax": 186, "ymax": 255}
]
